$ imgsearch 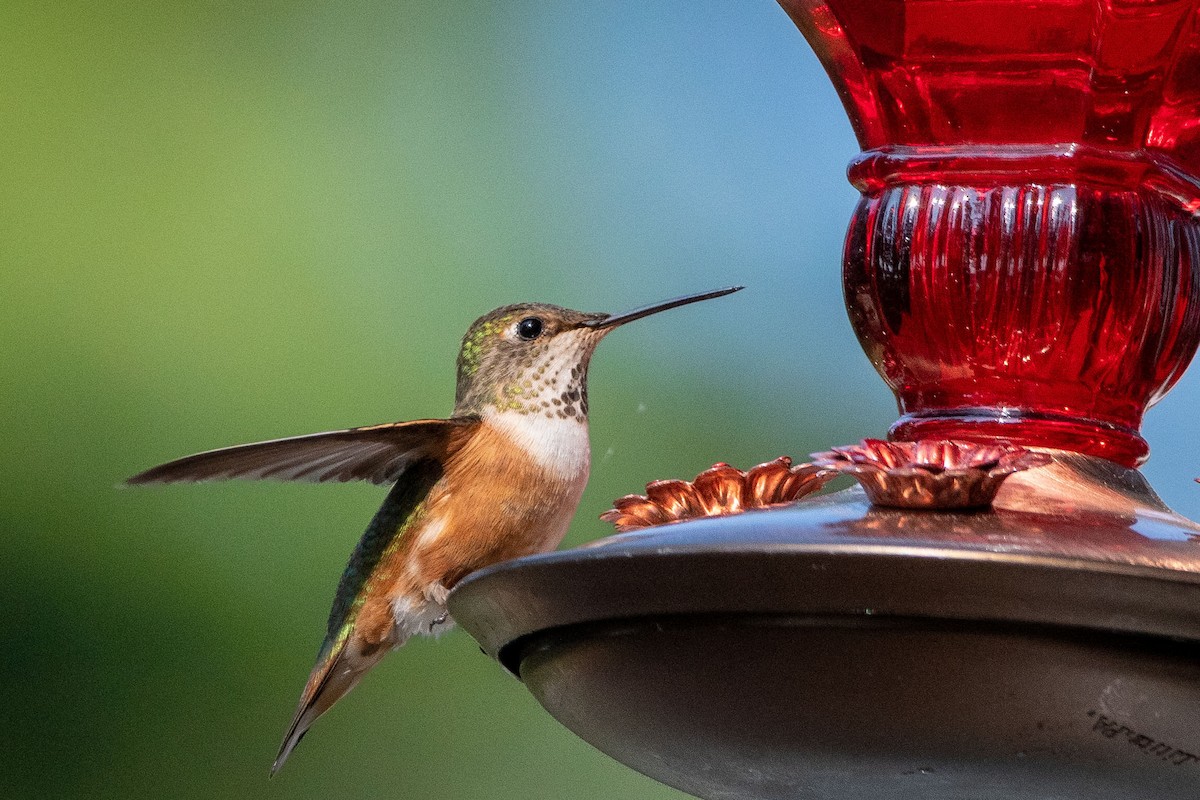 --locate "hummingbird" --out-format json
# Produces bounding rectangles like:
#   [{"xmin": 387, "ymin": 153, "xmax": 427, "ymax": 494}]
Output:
[{"xmin": 126, "ymin": 285, "xmax": 742, "ymax": 773}]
